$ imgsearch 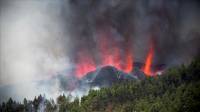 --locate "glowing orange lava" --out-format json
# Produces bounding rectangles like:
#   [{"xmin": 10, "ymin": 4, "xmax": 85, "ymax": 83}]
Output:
[
  {"xmin": 74, "ymin": 27, "xmax": 134, "ymax": 78},
  {"xmin": 75, "ymin": 51, "xmax": 96, "ymax": 79},
  {"xmin": 97, "ymin": 28, "xmax": 133, "ymax": 72},
  {"xmin": 124, "ymin": 52, "xmax": 133, "ymax": 73},
  {"xmin": 143, "ymin": 44, "xmax": 154, "ymax": 76}
]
